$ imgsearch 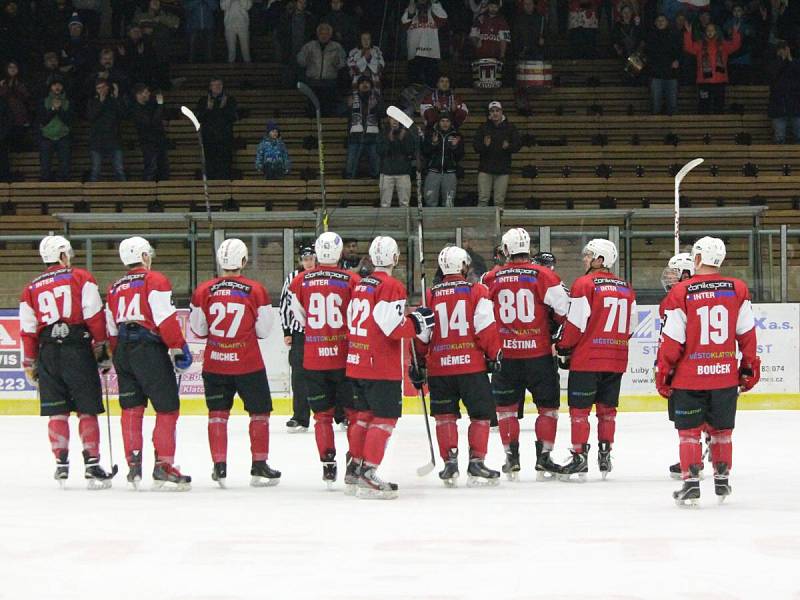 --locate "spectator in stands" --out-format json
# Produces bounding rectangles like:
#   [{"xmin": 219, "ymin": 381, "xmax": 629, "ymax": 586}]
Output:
[
  {"xmin": 345, "ymin": 75, "xmax": 381, "ymax": 179},
  {"xmin": 85, "ymin": 48, "xmax": 130, "ymax": 100},
  {"xmin": 37, "ymin": 76, "xmax": 73, "ymax": 181},
  {"xmin": 377, "ymin": 115, "xmax": 418, "ymax": 208},
  {"xmin": 111, "ymin": 0, "xmax": 138, "ymax": 39},
  {"xmin": 134, "ymin": 0, "xmax": 181, "ymax": 66},
  {"xmin": 221, "ymin": 0, "xmax": 253, "ymax": 63},
  {"xmin": 0, "ymin": 95, "xmax": 9, "ymax": 181},
  {"xmin": 322, "ymin": 0, "xmax": 358, "ymax": 53},
  {"xmin": 0, "ymin": 1, "xmax": 35, "ymax": 68},
  {"xmin": 61, "ymin": 13, "xmax": 95, "ymax": 83},
  {"xmin": 513, "ymin": 0, "xmax": 546, "ymax": 60},
  {"xmin": 39, "ymin": 0, "xmax": 75, "ymax": 48},
  {"xmin": 297, "ymin": 23, "xmax": 347, "ymax": 117},
  {"xmin": 611, "ymin": 4, "xmax": 643, "ymax": 62},
  {"xmin": 130, "ymin": 84, "xmax": 170, "ymax": 181},
  {"xmin": 470, "ymin": 0, "xmax": 511, "ymax": 63},
  {"xmin": 472, "ymin": 100, "xmax": 521, "ymax": 208},
  {"xmin": 185, "ymin": 0, "xmax": 218, "ymax": 64},
  {"xmin": 35, "ymin": 51, "xmax": 75, "ymax": 100},
  {"xmin": 423, "ymin": 112, "xmax": 464, "ymax": 207},
  {"xmin": 723, "ymin": 3, "xmax": 755, "ymax": 83},
  {"xmin": 119, "ymin": 25, "xmax": 162, "ymax": 90},
  {"xmin": 86, "ymin": 78, "xmax": 126, "ymax": 182},
  {"xmin": 0, "ymin": 61, "xmax": 32, "ymax": 149},
  {"xmin": 401, "ymin": 0, "xmax": 448, "ymax": 87},
  {"xmin": 568, "ymin": 0, "xmax": 601, "ymax": 58},
  {"xmin": 347, "ymin": 31, "xmax": 385, "ymax": 89},
  {"xmin": 673, "ymin": 12, "xmax": 695, "ymax": 85},
  {"xmin": 767, "ymin": 41, "xmax": 800, "ymax": 144},
  {"xmin": 683, "ymin": 20, "xmax": 740, "ymax": 114},
  {"xmin": 645, "ymin": 14, "xmax": 681, "ymax": 115},
  {"xmin": 255, "ymin": 120, "xmax": 291, "ymax": 179},
  {"xmin": 278, "ymin": 0, "xmax": 315, "ymax": 85},
  {"xmin": 72, "ymin": 0, "xmax": 101, "ymax": 39},
  {"xmin": 196, "ymin": 78, "xmax": 238, "ymax": 180},
  {"xmin": 420, "ymin": 75, "xmax": 468, "ymax": 130}
]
